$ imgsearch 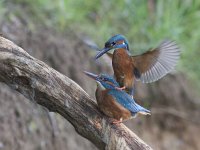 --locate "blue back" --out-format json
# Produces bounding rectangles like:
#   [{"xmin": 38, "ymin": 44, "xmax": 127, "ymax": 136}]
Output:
[
  {"xmin": 108, "ymin": 90, "xmax": 150, "ymax": 115},
  {"xmin": 97, "ymin": 74, "xmax": 150, "ymax": 115}
]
